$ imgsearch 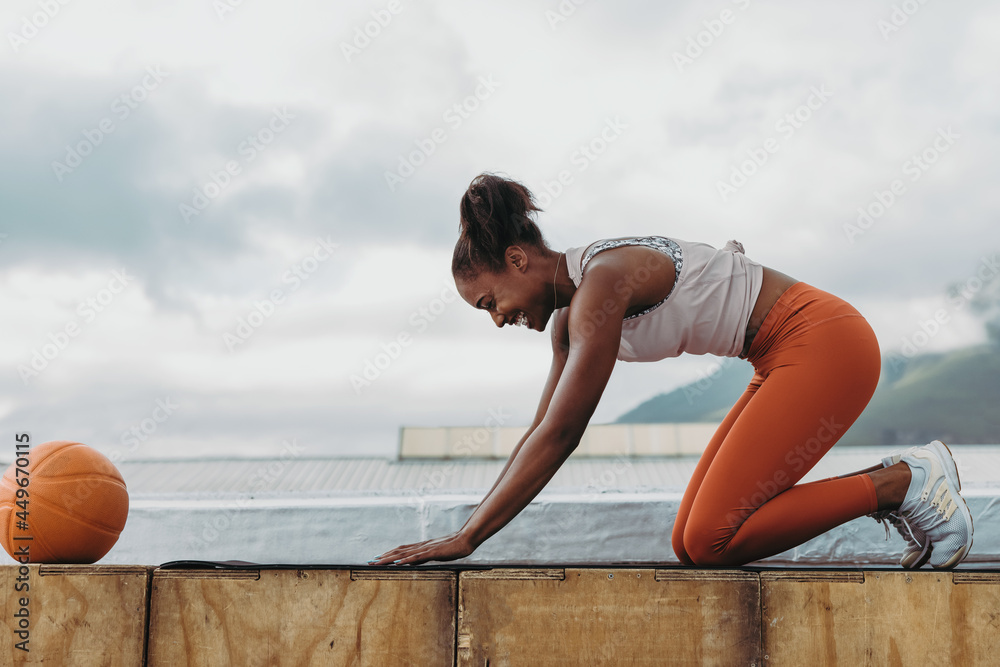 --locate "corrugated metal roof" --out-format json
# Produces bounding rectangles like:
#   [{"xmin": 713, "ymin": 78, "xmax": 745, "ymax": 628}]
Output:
[{"xmin": 108, "ymin": 445, "xmax": 1000, "ymax": 497}]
